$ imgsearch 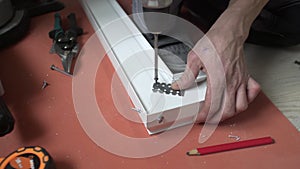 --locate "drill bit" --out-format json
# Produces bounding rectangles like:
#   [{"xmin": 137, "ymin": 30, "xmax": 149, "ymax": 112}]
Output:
[
  {"xmin": 151, "ymin": 33, "xmax": 184, "ymax": 96},
  {"xmin": 154, "ymin": 33, "xmax": 159, "ymax": 83}
]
